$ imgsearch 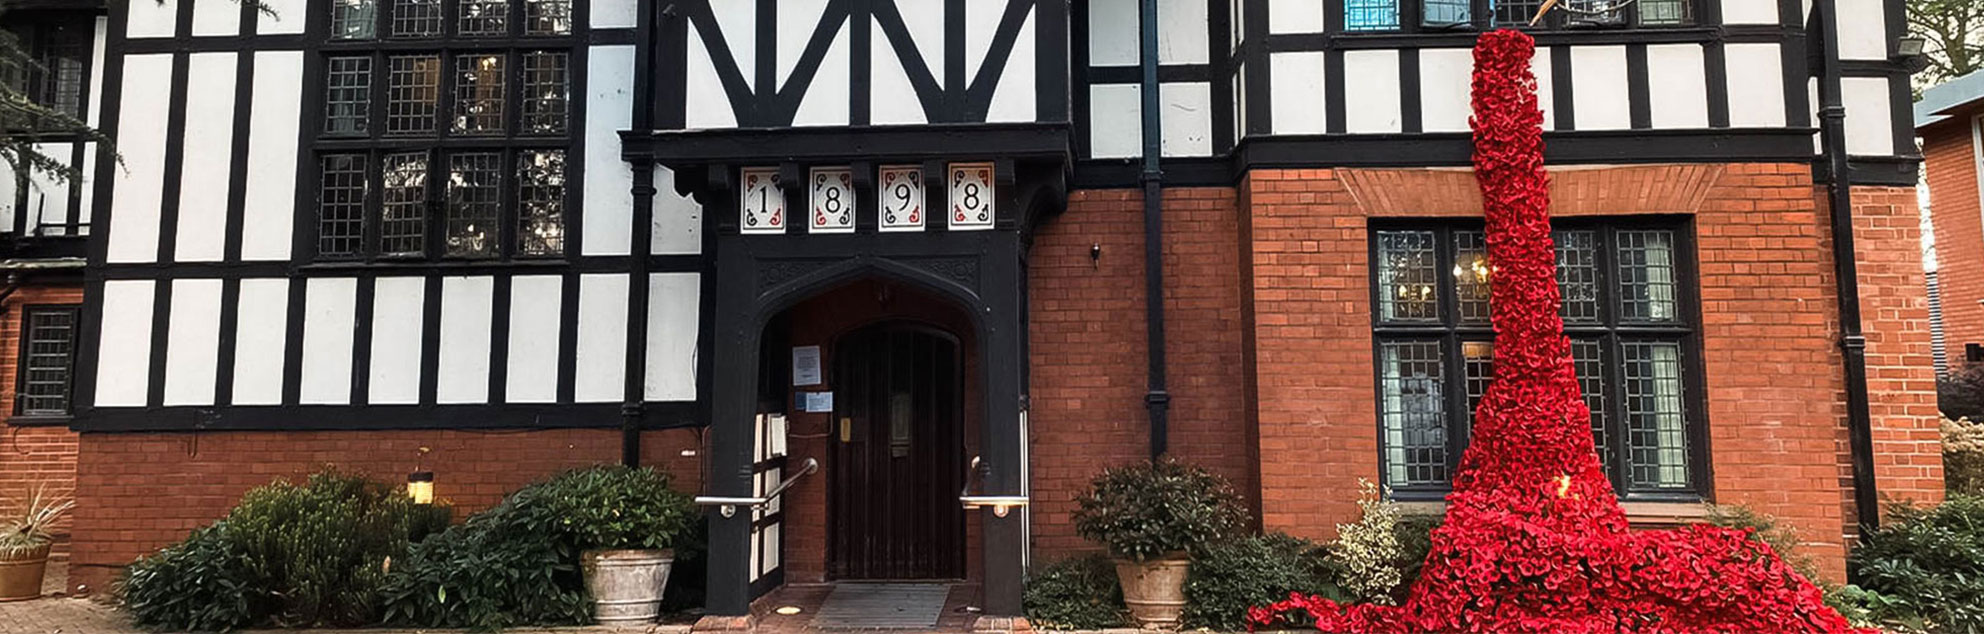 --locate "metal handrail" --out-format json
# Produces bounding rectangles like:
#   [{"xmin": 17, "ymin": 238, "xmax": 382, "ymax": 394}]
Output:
[
  {"xmin": 958, "ymin": 456, "xmax": 1029, "ymax": 517},
  {"xmin": 695, "ymin": 457, "xmax": 818, "ymax": 518}
]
